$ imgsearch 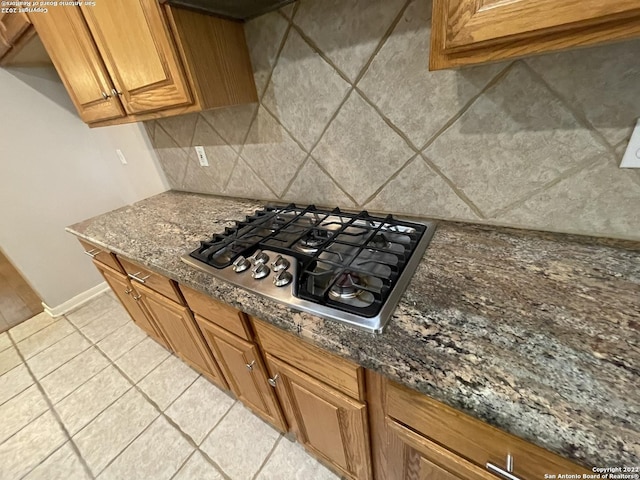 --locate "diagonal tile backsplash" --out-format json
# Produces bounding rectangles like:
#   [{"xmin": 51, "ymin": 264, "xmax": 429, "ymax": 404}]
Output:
[{"xmin": 146, "ymin": 0, "xmax": 640, "ymax": 241}]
